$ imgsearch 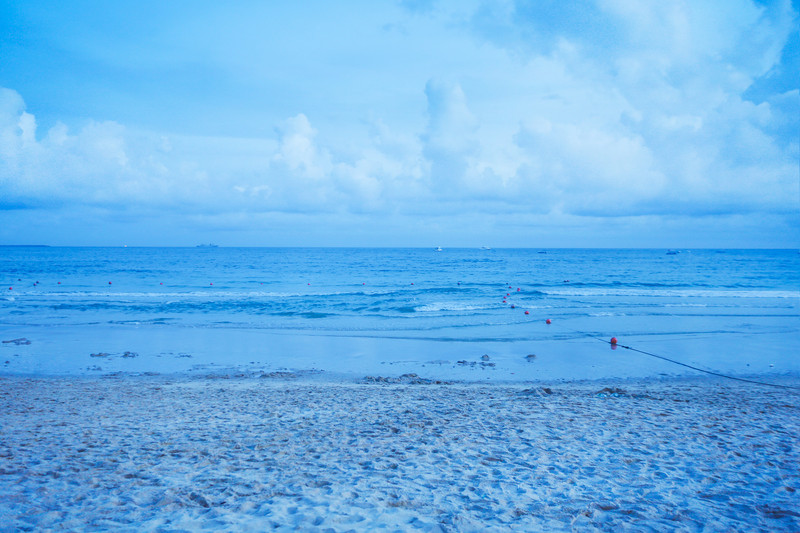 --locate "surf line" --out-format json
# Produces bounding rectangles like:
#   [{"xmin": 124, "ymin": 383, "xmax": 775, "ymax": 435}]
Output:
[{"xmin": 546, "ymin": 321, "xmax": 800, "ymax": 391}]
